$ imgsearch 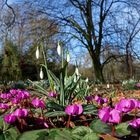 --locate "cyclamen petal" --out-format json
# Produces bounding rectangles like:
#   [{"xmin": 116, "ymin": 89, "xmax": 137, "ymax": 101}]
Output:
[
  {"xmin": 98, "ymin": 107, "xmax": 110, "ymax": 123},
  {"xmin": 85, "ymin": 95, "xmax": 94, "ymax": 101},
  {"xmin": 75, "ymin": 104, "xmax": 83, "ymax": 115},
  {"xmin": 65, "ymin": 104, "xmax": 83, "ymax": 116},
  {"xmin": 4, "ymin": 114, "xmax": 16, "ymax": 124},
  {"xmin": 32, "ymin": 98, "xmax": 45, "ymax": 109},
  {"xmin": 0, "ymin": 93, "xmax": 11, "ymax": 99},
  {"xmin": 10, "ymin": 89, "xmax": 18, "ymax": 95},
  {"xmin": 136, "ymin": 83, "xmax": 140, "ymax": 88},
  {"xmin": 115, "ymin": 99, "xmax": 135, "ymax": 113},
  {"xmin": 48, "ymin": 91, "xmax": 58, "ymax": 98},
  {"xmin": 109, "ymin": 109, "xmax": 121, "ymax": 124},
  {"xmin": 13, "ymin": 108, "xmax": 28, "ymax": 117},
  {"xmin": 129, "ymin": 118, "xmax": 140, "ymax": 128},
  {"xmin": 94, "ymin": 95, "xmax": 106, "ymax": 105},
  {"xmin": 44, "ymin": 122, "xmax": 49, "ymax": 128},
  {"xmin": 0, "ymin": 103, "xmax": 9, "ymax": 109},
  {"xmin": 11, "ymin": 98, "xmax": 20, "ymax": 104}
]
